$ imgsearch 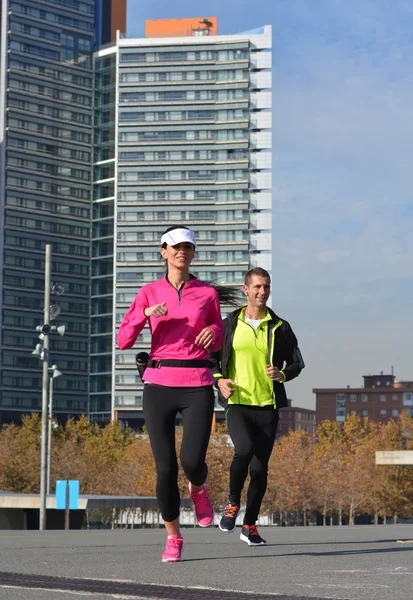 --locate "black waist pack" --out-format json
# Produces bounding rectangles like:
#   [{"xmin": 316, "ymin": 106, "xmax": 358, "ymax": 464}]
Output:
[{"xmin": 135, "ymin": 352, "xmax": 150, "ymax": 381}]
